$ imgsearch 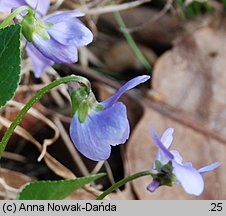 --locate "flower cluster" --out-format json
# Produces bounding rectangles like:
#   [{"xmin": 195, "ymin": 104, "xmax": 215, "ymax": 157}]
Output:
[
  {"xmin": 0, "ymin": 0, "xmax": 93, "ymax": 77},
  {"xmin": 148, "ymin": 128, "xmax": 221, "ymax": 196}
]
